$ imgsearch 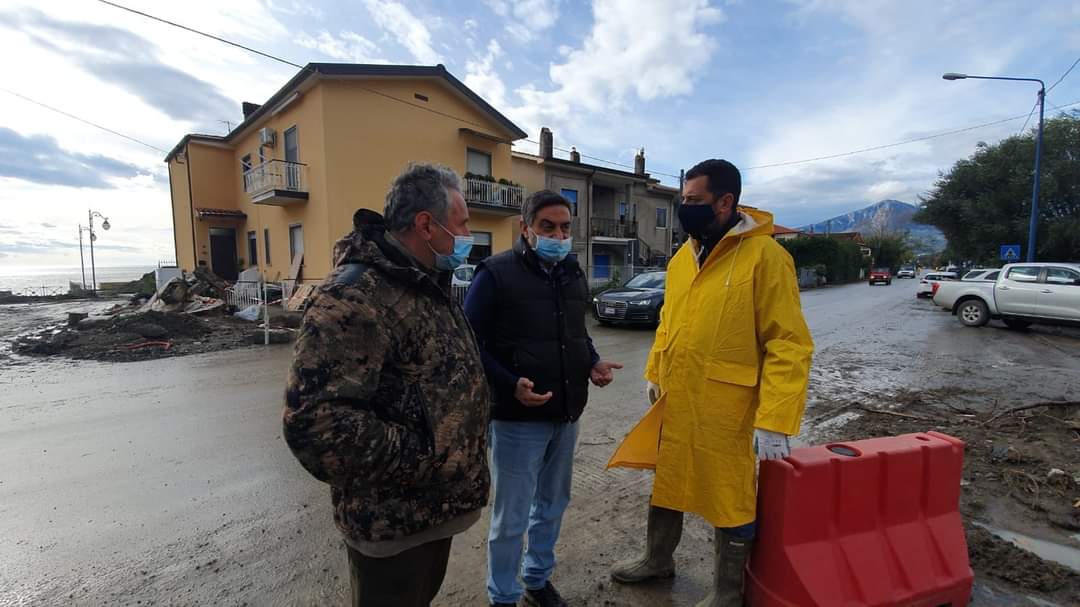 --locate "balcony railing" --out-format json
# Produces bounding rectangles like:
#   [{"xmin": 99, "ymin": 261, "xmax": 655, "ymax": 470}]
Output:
[
  {"xmin": 464, "ymin": 177, "xmax": 525, "ymax": 212},
  {"xmin": 244, "ymin": 160, "xmax": 309, "ymax": 205},
  {"xmin": 591, "ymin": 217, "xmax": 638, "ymax": 239}
]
